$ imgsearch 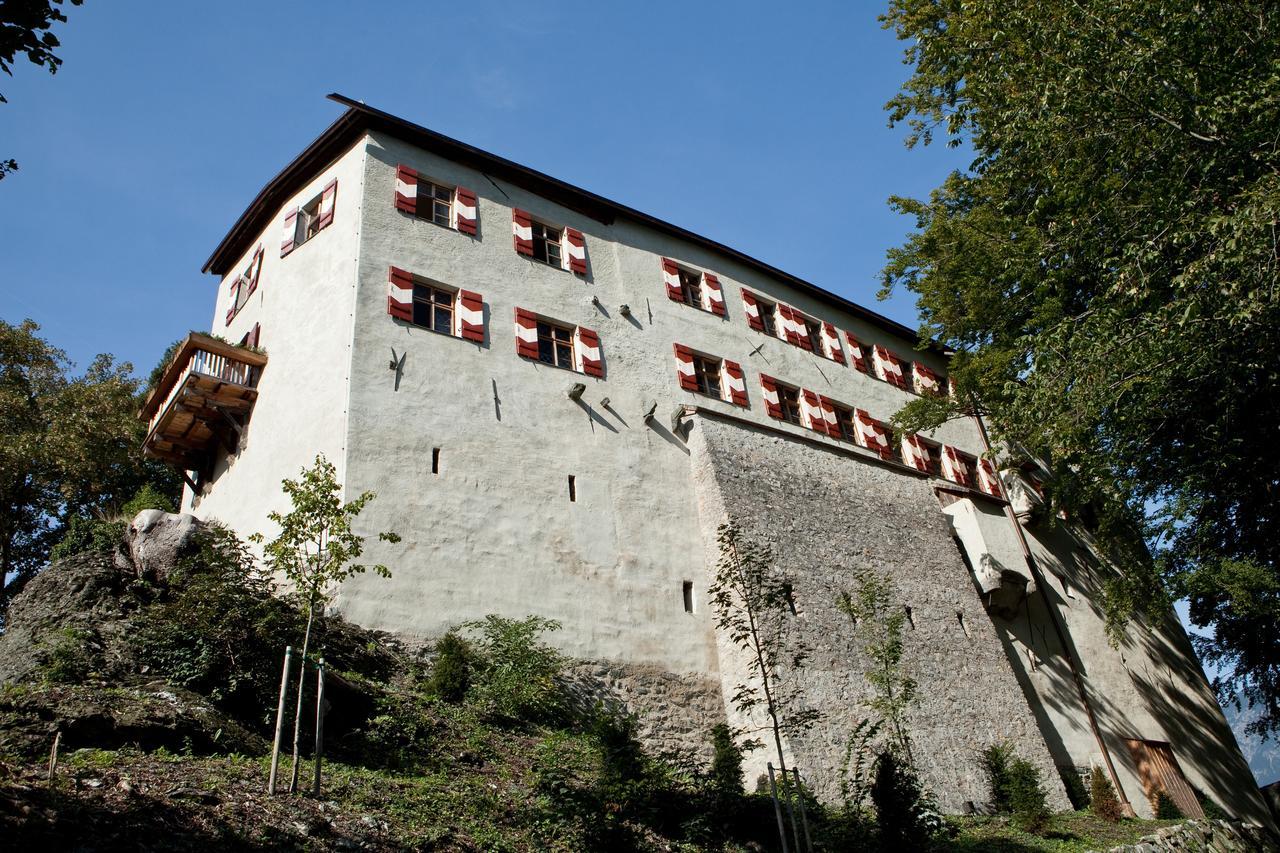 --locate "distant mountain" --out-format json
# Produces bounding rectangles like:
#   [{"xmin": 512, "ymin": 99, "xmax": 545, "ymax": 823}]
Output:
[{"xmin": 1221, "ymin": 696, "xmax": 1280, "ymax": 786}]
